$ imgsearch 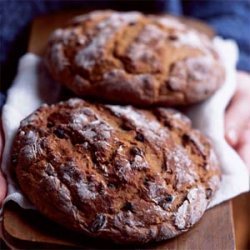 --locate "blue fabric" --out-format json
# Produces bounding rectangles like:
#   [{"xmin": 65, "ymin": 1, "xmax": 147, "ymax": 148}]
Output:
[
  {"xmin": 162, "ymin": 0, "xmax": 182, "ymax": 15},
  {"xmin": 183, "ymin": 0, "xmax": 250, "ymax": 72},
  {"xmin": 0, "ymin": 93, "xmax": 6, "ymax": 109},
  {"xmin": 1, "ymin": 0, "xmax": 249, "ymax": 110}
]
